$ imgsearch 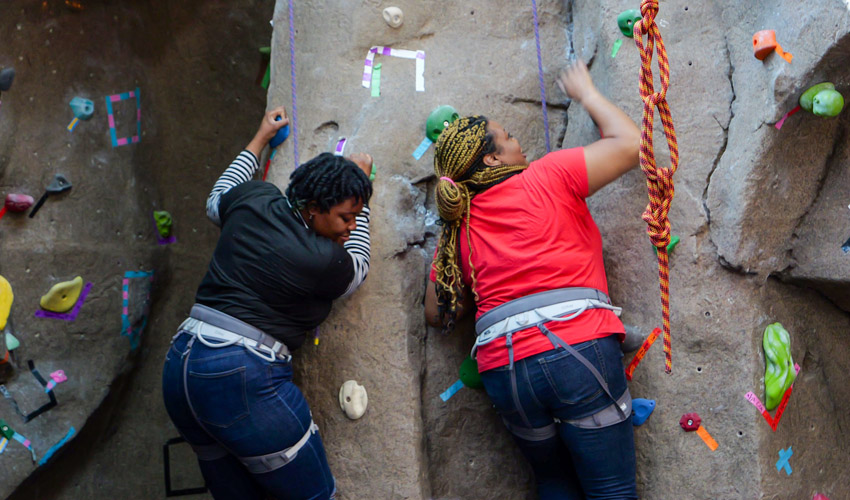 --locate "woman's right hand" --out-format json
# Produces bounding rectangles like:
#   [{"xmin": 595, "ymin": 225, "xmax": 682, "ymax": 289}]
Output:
[
  {"xmin": 348, "ymin": 153, "xmax": 373, "ymax": 178},
  {"xmin": 246, "ymin": 107, "xmax": 289, "ymax": 158},
  {"xmin": 255, "ymin": 106, "xmax": 289, "ymax": 143}
]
